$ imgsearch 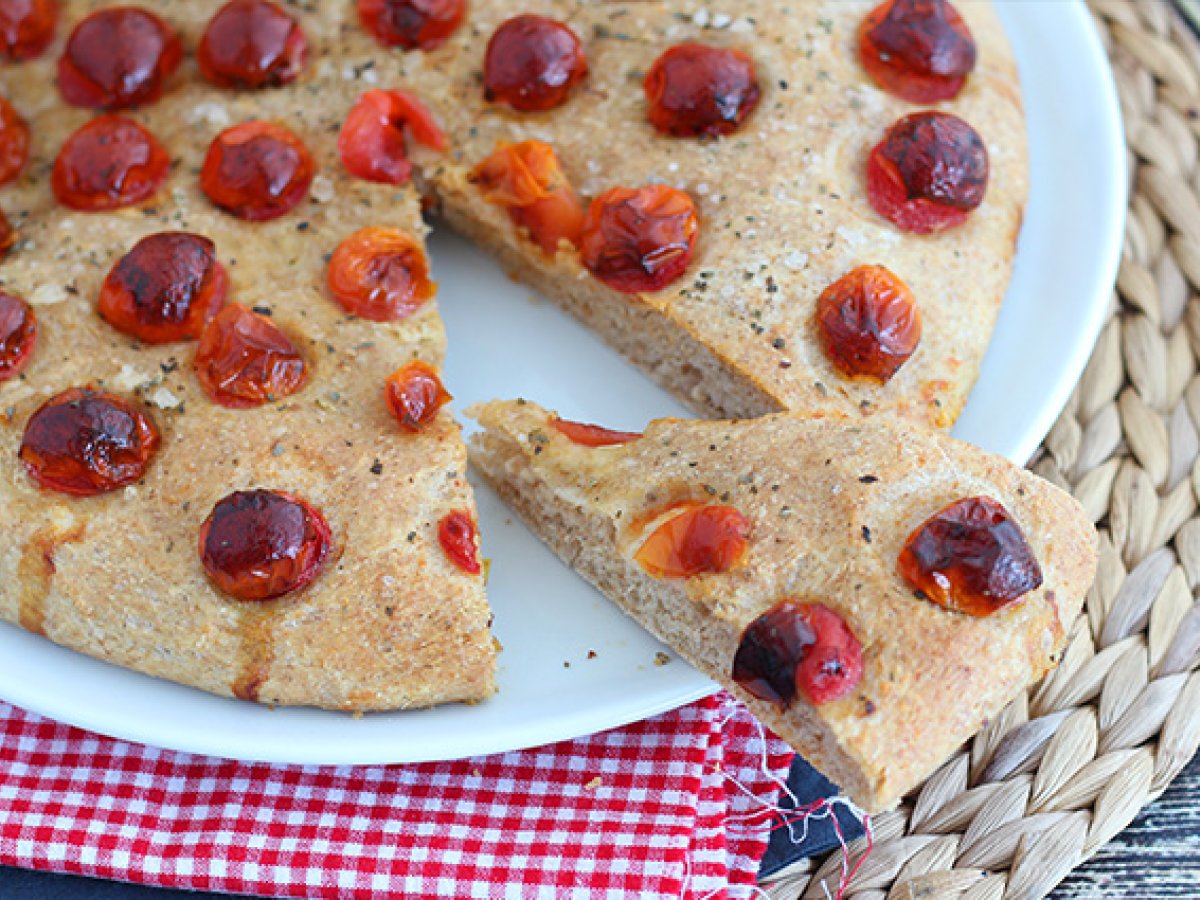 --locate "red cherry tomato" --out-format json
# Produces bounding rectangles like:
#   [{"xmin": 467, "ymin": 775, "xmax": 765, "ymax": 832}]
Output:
[
  {"xmin": 551, "ymin": 417, "xmax": 641, "ymax": 447},
  {"xmin": 644, "ymin": 43, "xmax": 760, "ymax": 137},
  {"xmin": 483, "ymin": 15, "xmax": 588, "ymax": 112},
  {"xmin": 469, "ymin": 140, "xmax": 584, "ymax": 256},
  {"xmin": 384, "ymin": 360, "xmax": 450, "ymax": 432},
  {"xmin": 20, "ymin": 387, "xmax": 160, "ymax": 496},
  {"xmin": 200, "ymin": 120, "xmax": 315, "ymax": 221},
  {"xmin": 98, "ymin": 232, "xmax": 228, "ymax": 344},
  {"xmin": 898, "ymin": 496, "xmax": 1043, "ymax": 616},
  {"xmin": 859, "ymin": 0, "xmax": 976, "ymax": 103},
  {"xmin": 0, "ymin": 290, "xmax": 37, "ymax": 381},
  {"xmin": 193, "ymin": 303, "xmax": 308, "ymax": 407},
  {"xmin": 198, "ymin": 0, "xmax": 308, "ymax": 90},
  {"xmin": 356, "ymin": 0, "xmax": 464, "ymax": 51},
  {"xmin": 327, "ymin": 227, "xmax": 435, "ymax": 322},
  {"xmin": 733, "ymin": 601, "xmax": 863, "ymax": 707},
  {"xmin": 816, "ymin": 265, "xmax": 922, "ymax": 383},
  {"xmin": 0, "ymin": 0, "xmax": 58, "ymax": 60},
  {"xmin": 579, "ymin": 185, "xmax": 699, "ymax": 294},
  {"xmin": 199, "ymin": 489, "xmax": 332, "ymax": 600},
  {"xmin": 0, "ymin": 96, "xmax": 30, "ymax": 185},
  {"xmin": 51, "ymin": 114, "xmax": 169, "ymax": 212},
  {"xmin": 634, "ymin": 503, "xmax": 750, "ymax": 578},
  {"xmin": 338, "ymin": 89, "xmax": 445, "ymax": 186},
  {"xmin": 57, "ymin": 6, "xmax": 182, "ymax": 109},
  {"xmin": 438, "ymin": 509, "xmax": 481, "ymax": 575}
]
